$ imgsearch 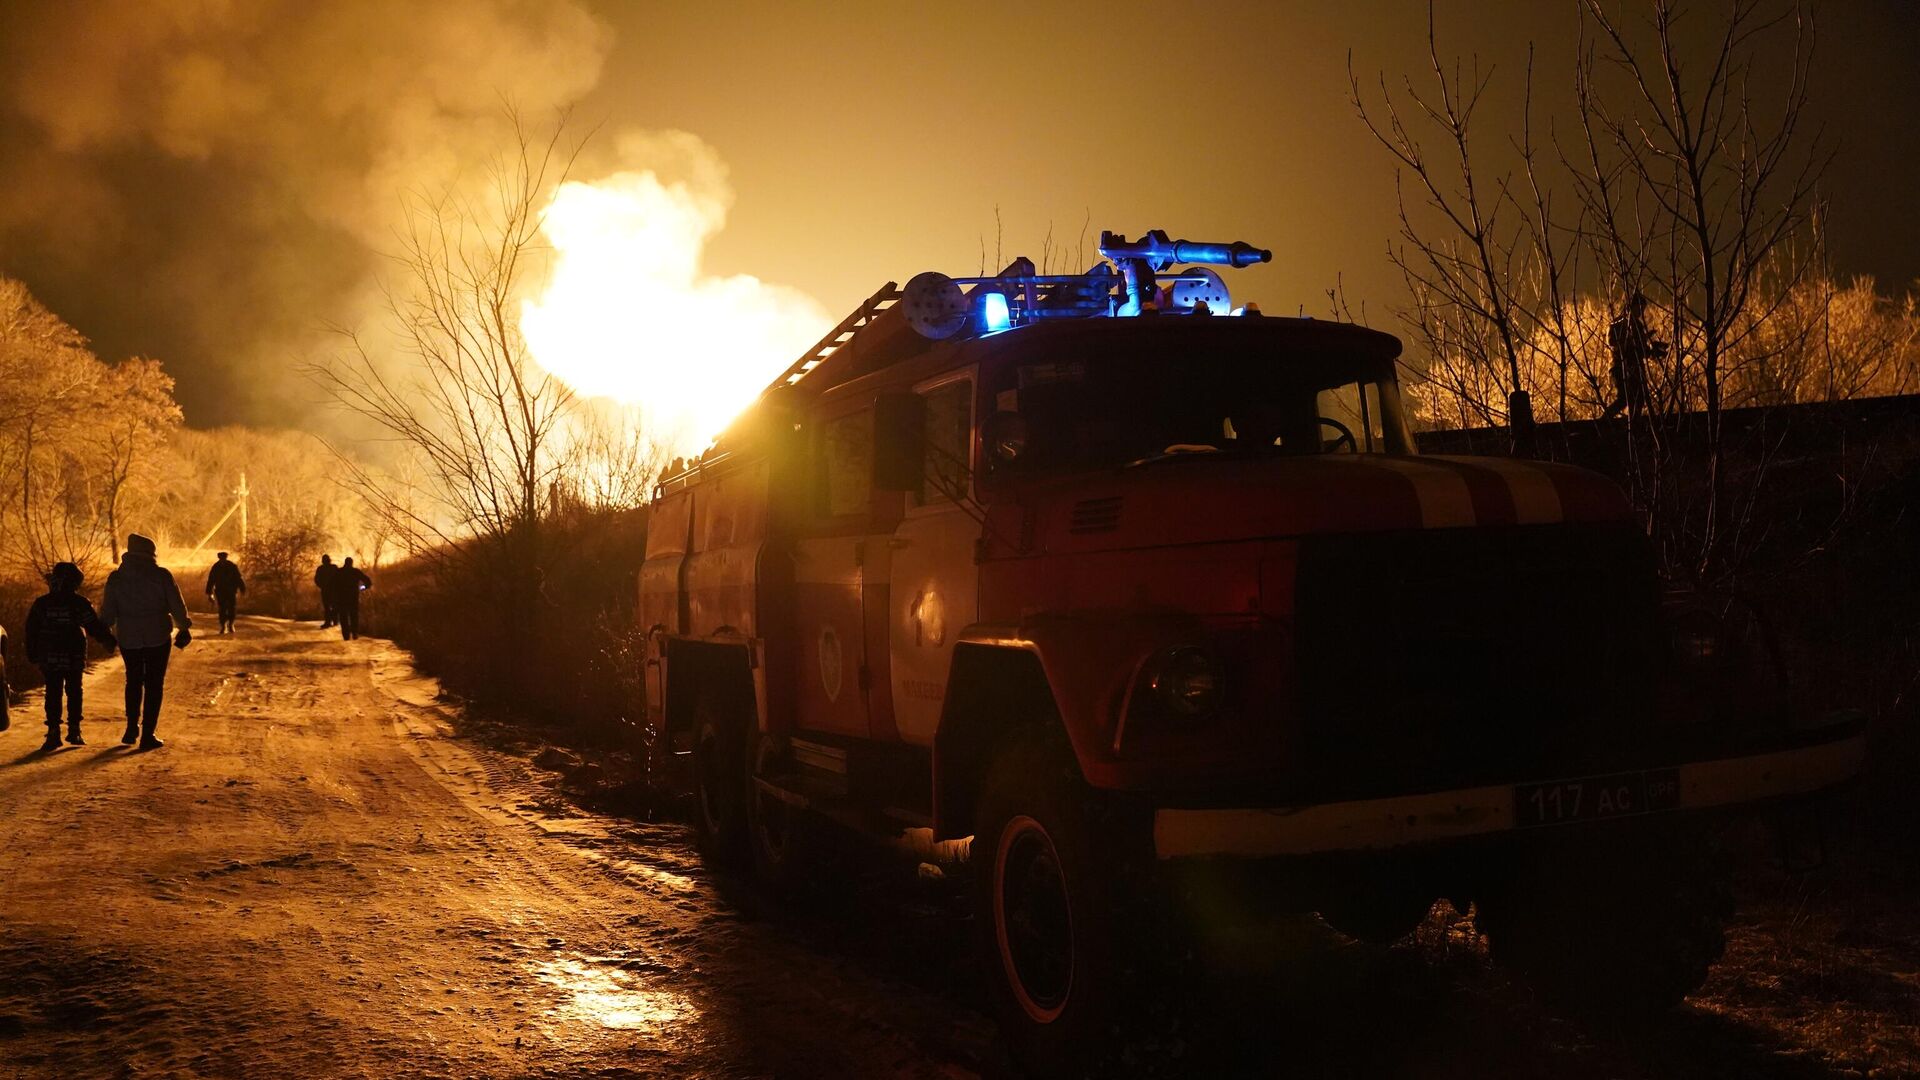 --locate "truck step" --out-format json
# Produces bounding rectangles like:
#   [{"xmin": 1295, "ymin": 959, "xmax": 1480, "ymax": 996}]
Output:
[
  {"xmin": 788, "ymin": 736, "xmax": 848, "ymax": 775},
  {"xmin": 753, "ymin": 774, "xmax": 942, "ymax": 850},
  {"xmin": 758, "ymin": 758, "xmax": 847, "ymax": 803}
]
